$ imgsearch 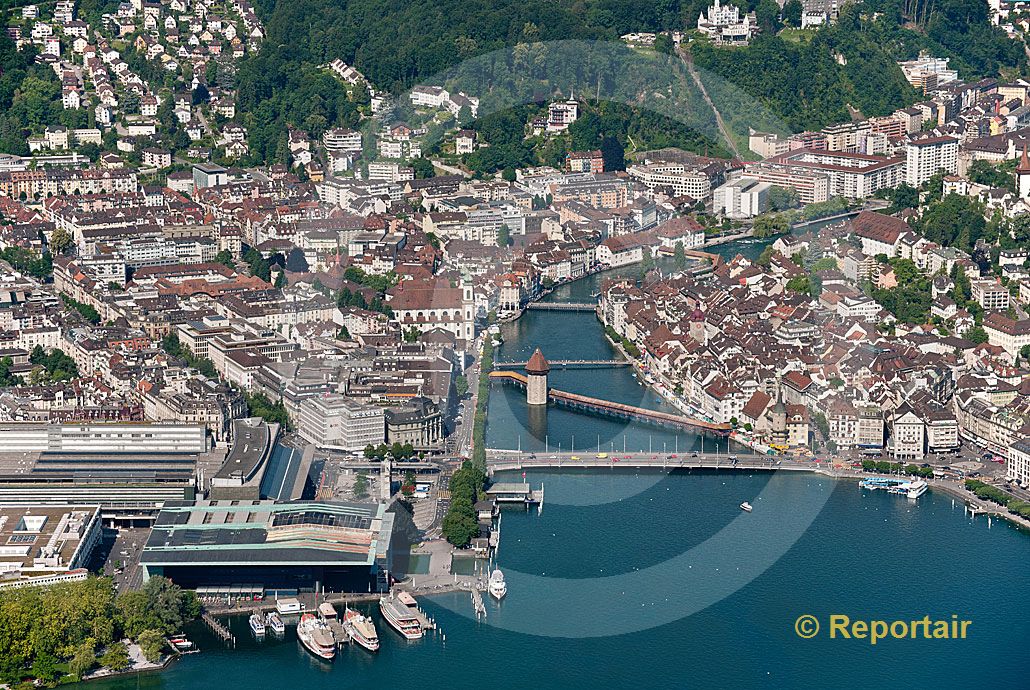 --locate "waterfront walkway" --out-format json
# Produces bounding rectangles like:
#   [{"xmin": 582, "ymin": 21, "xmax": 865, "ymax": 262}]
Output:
[{"xmin": 488, "ymin": 370, "xmax": 731, "ymax": 433}]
